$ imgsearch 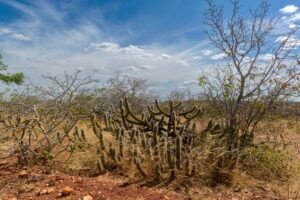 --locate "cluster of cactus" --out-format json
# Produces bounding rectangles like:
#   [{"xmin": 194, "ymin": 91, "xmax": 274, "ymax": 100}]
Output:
[
  {"xmin": 71, "ymin": 126, "xmax": 89, "ymax": 147},
  {"xmin": 91, "ymin": 98, "xmax": 219, "ymax": 184}
]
